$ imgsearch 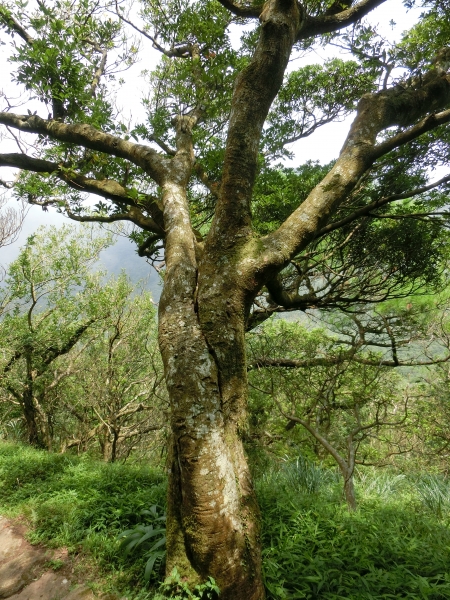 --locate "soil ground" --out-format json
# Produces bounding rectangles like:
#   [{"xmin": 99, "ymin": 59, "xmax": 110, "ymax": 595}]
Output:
[{"xmin": 0, "ymin": 516, "xmax": 121, "ymax": 600}]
